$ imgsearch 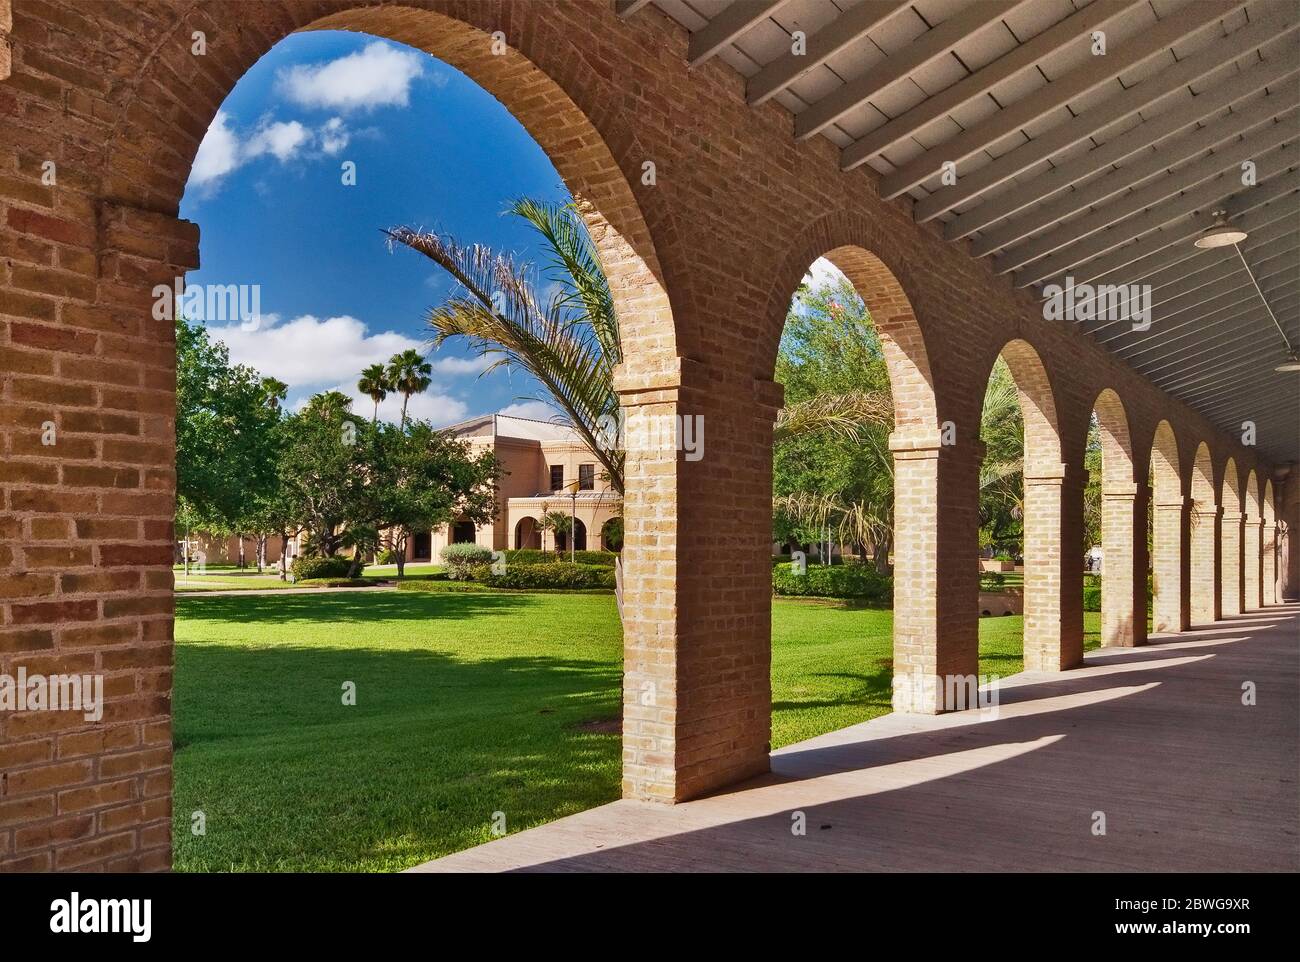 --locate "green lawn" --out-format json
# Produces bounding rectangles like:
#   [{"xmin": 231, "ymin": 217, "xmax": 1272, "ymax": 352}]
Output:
[
  {"xmin": 173, "ymin": 564, "xmax": 445, "ymax": 592},
  {"xmin": 174, "ymin": 592, "xmax": 1103, "ymax": 872}
]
